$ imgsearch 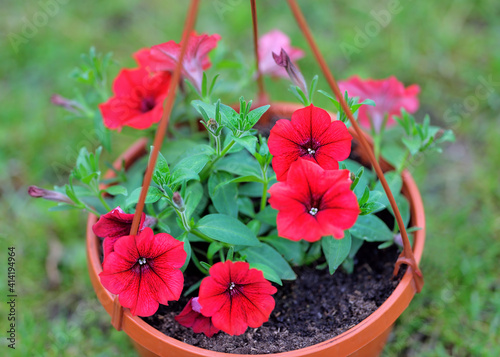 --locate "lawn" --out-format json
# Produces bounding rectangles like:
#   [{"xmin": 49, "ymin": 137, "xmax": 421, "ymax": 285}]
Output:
[{"xmin": 1, "ymin": 0, "xmax": 499, "ymax": 356}]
